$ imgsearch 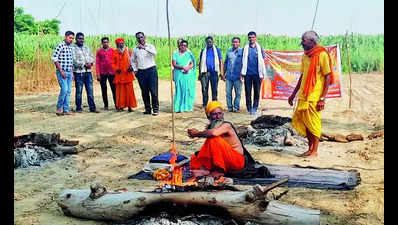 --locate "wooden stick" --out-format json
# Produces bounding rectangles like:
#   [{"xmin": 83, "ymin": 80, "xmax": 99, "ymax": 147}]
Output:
[
  {"xmin": 345, "ymin": 30, "xmax": 353, "ymax": 109},
  {"xmin": 259, "ymin": 177, "xmax": 289, "ymax": 194},
  {"xmin": 249, "ymin": 177, "xmax": 289, "ymax": 202},
  {"xmin": 166, "ymin": 0, "xmax": 177, "ymax": 153}
]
